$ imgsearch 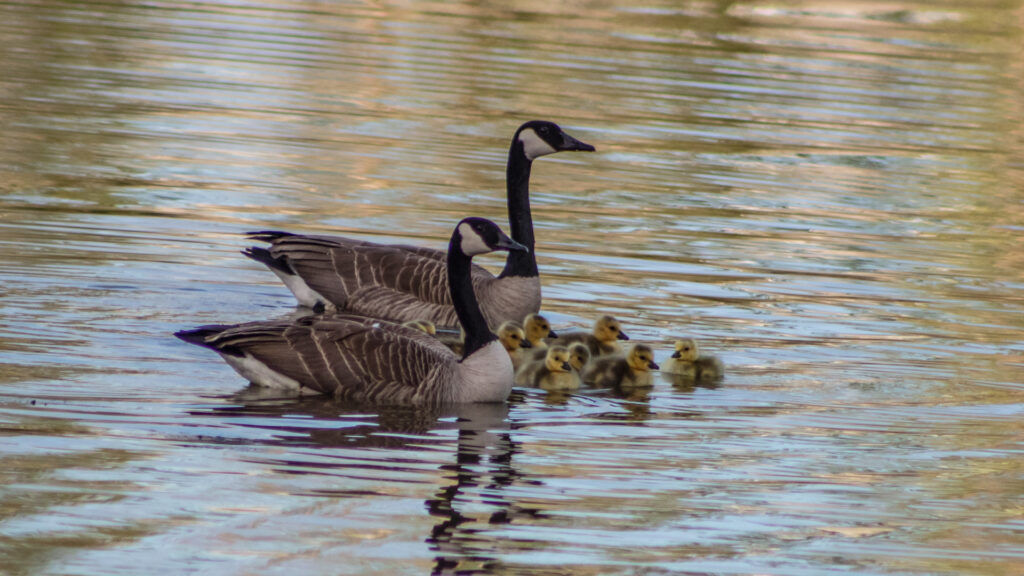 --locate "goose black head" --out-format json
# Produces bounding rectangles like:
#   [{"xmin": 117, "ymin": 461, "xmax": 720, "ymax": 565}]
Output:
[
  {"xmin": 515, "ymin": 120, "xmax": 595, "ymax": 161},
  {"xmin": 456, "ymin": 217, "xmax": 528, "ymax": 257}
]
